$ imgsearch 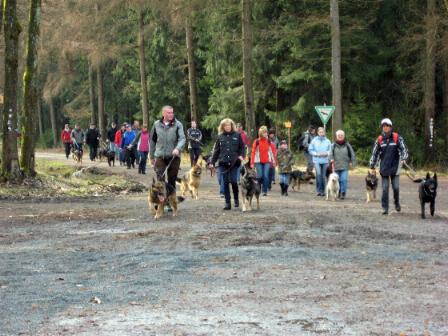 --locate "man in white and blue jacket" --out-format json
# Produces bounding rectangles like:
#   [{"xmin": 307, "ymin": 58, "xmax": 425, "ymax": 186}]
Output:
[{"xmin": 308, "ymin": 127, "xmax": 332, "ymax": 196}]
